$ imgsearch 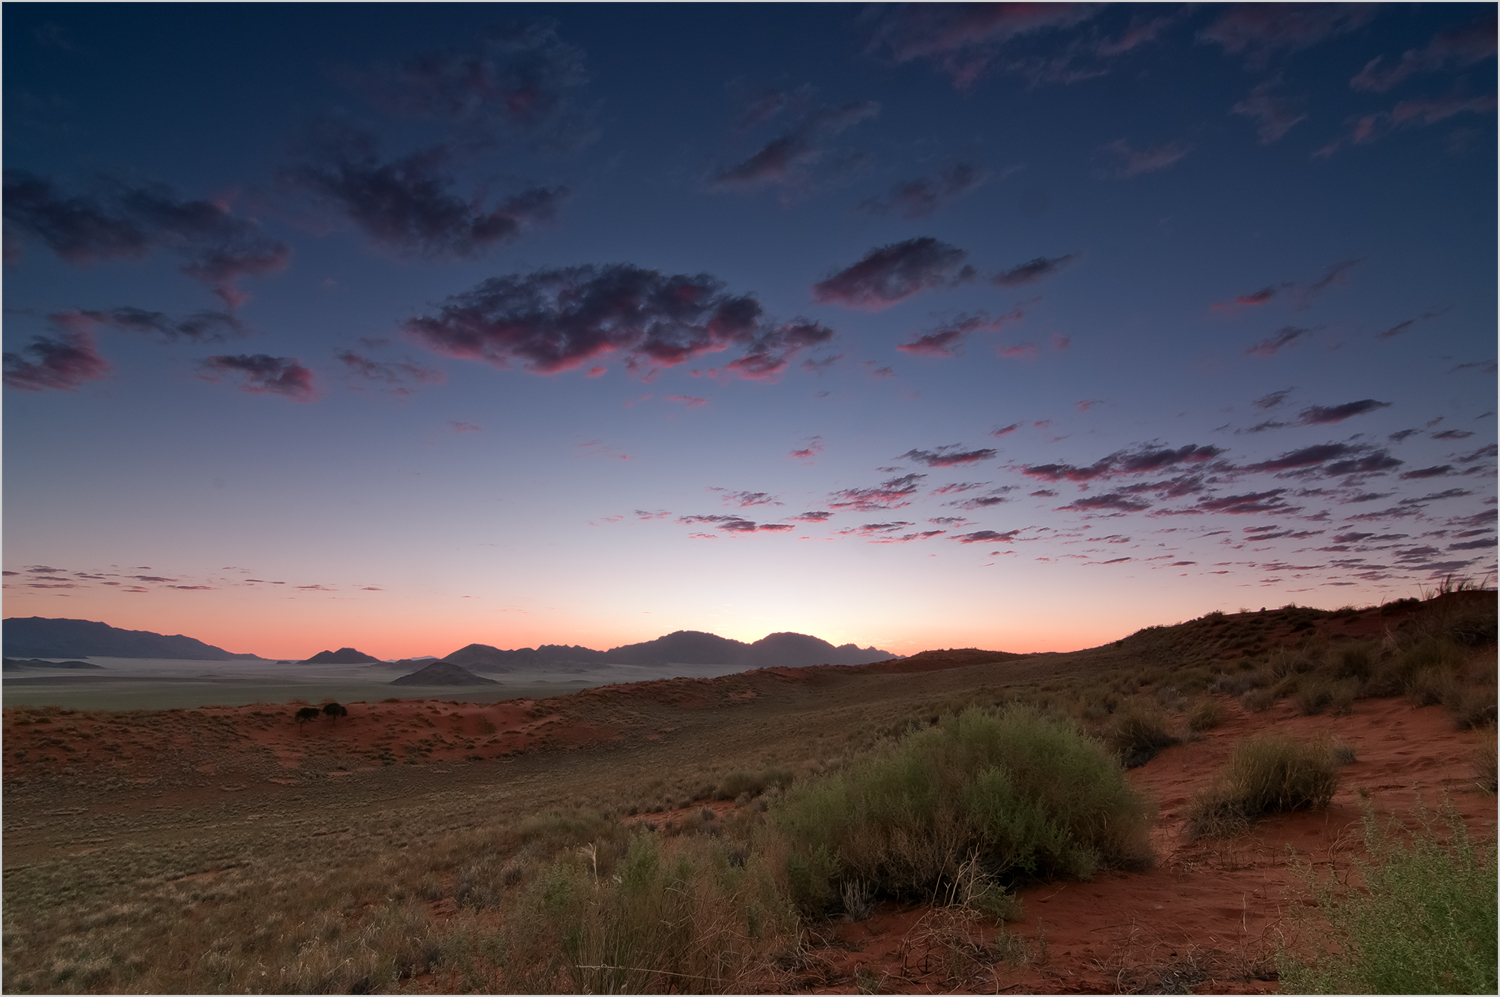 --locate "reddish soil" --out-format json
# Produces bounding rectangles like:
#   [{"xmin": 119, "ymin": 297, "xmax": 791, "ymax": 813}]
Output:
[{"xmin": 806, "ymin": 695, "xmax": 1494, "ymax": 994}]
